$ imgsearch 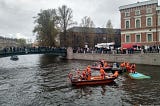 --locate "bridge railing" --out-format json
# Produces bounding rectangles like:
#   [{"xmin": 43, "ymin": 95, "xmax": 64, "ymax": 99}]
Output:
[{"xmin": 0, "ymin": 47, "xmax": 67, "ymax": 57}]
